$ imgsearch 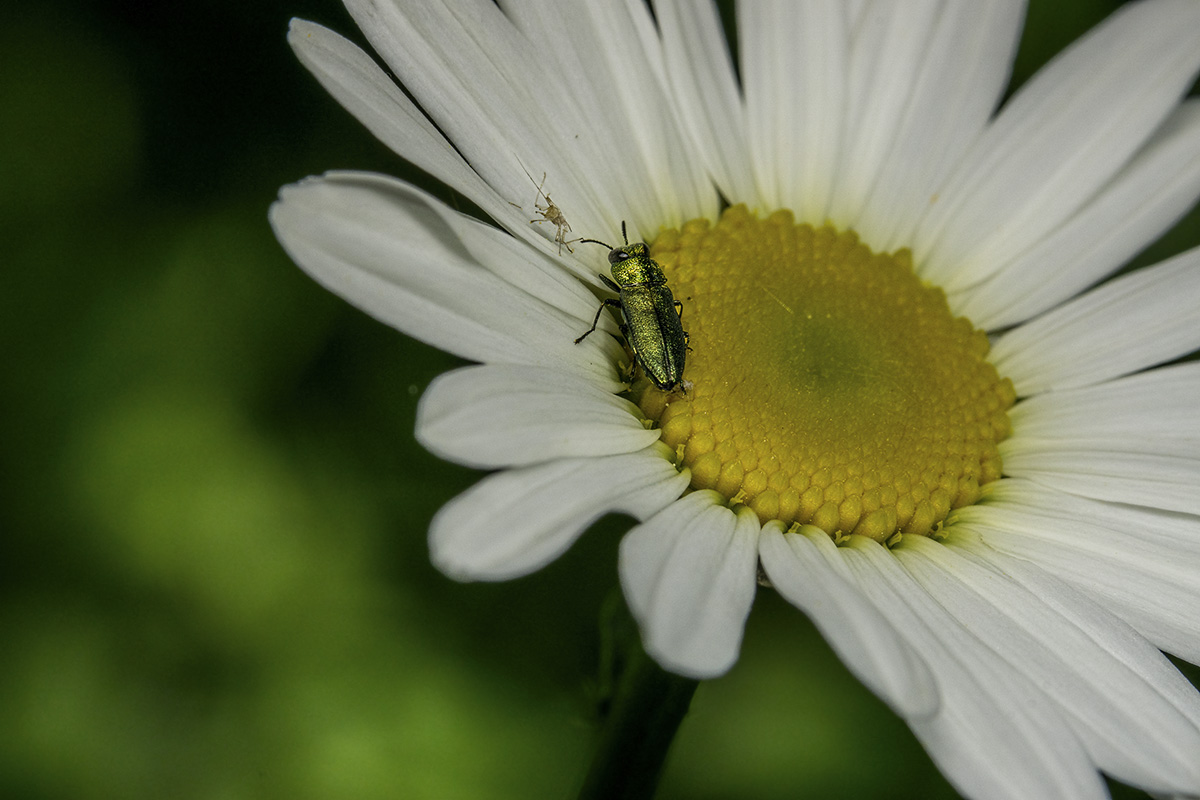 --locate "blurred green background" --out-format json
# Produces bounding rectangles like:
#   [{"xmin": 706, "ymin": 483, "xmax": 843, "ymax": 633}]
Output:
[{"xmin": 3, "ymin": 1, "xmax": 1198, "ymax": 798}]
